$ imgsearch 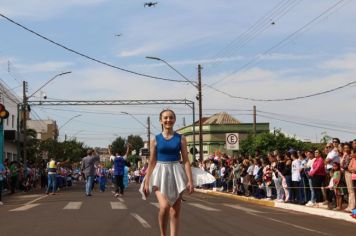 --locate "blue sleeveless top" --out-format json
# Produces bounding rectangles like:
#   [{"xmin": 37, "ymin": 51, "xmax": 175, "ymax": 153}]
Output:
[{"xmin": 156, "ymin": 132, "xmax": 181, "ymax": 162}]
